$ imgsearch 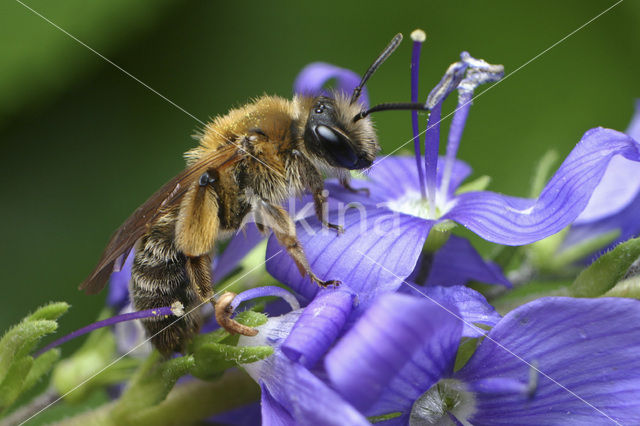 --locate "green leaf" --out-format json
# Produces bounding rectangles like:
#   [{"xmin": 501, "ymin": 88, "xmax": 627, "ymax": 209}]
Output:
[
  {"xmin": 0, "ymin": 356, "xmax": 33, "ymax": 411},
  {"xmin": 530, "ymin": 228, "xmax": 620, "ymax": 273},
  {"xmin": 26, "ymin": 302, "xmax": 70, "ymax": 322},
  {"xmin": 424, "ymin": 226, "xmax": 452, "ymax": 253},
  {"xmin": 455, "ymin": 175, "xmax": 491, "ymax": 194},
  {"xmin": 492, "ymin": 280, "xmax": 571, "ymax": 314},
  {"xmin": 51, "ymin": 320, "xmax": 139, "ymax": 404},
  {"xmin": 368, "ymin": 412, "xmax": 403, "ymax": 423},
  {"xmin": 570, "ymin": 237, "xmax": 640, "ymax": 297},
  {"xmin": 529, "ymin": 149, "xmax": 559, "ymax": 198},
  {"xmin": 489, "ymin": 245, "xmax": 521, "ymax": 269},
  {"xmin": 0, "ymin": 302, "xmax": 68, "ymax": 414},
  {"xmin": 22, "ymin": 348, "xmax": 61, "ymax": 395},
  {"xmin": 453, "ymin": 338, "xmax": 478, "ymax": 372},
  {"xmin": 0, "ymin": 302, "xmax": 68, "ymax": 382},
  {"xmin": 191, "ymin": 342, "xmax": 272, "ymax": 381},
  {"xmin": 553, "ymin": 229, "xmax": 620, "ymax": 268},
  {"xmin": 528, "ymin": 227, "xmax": 569, "ymax": 271},
  {"xmin": 111, "ymin": 352, "xmax": 195, "ymax": 423},
  {"xmin": 0, "ymin": 319, "xmax": 58, "ymax": 383},
  {"xmin": 233, "ymin": 311, "xmax": 268, "ymax": 329}
]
